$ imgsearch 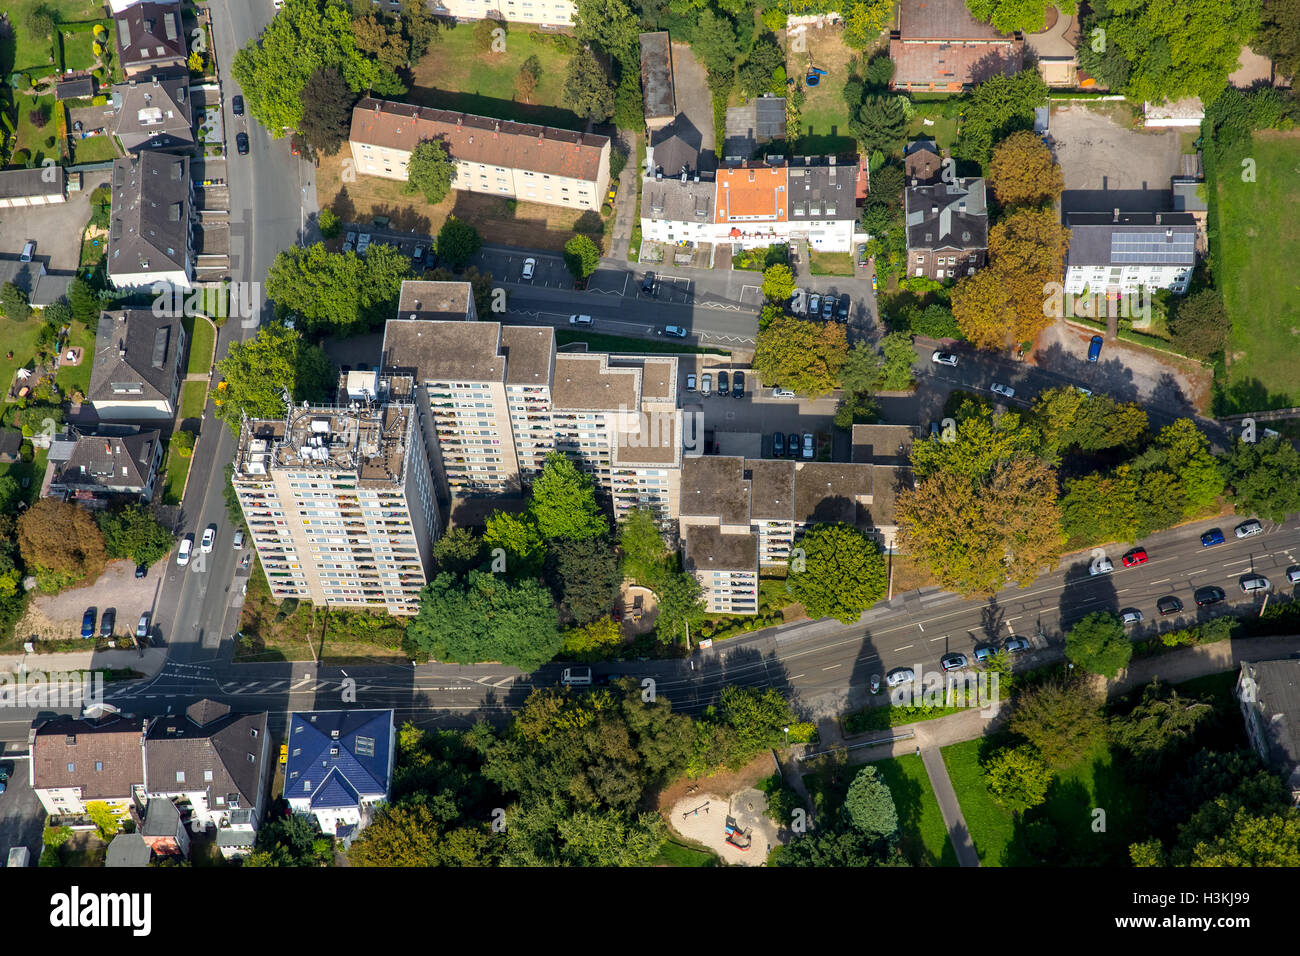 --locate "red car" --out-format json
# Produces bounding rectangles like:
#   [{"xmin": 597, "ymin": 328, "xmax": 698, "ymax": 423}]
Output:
[{"xmin": 1122, "ymin": 548, "xmax": 1149, "ymax": 568}]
